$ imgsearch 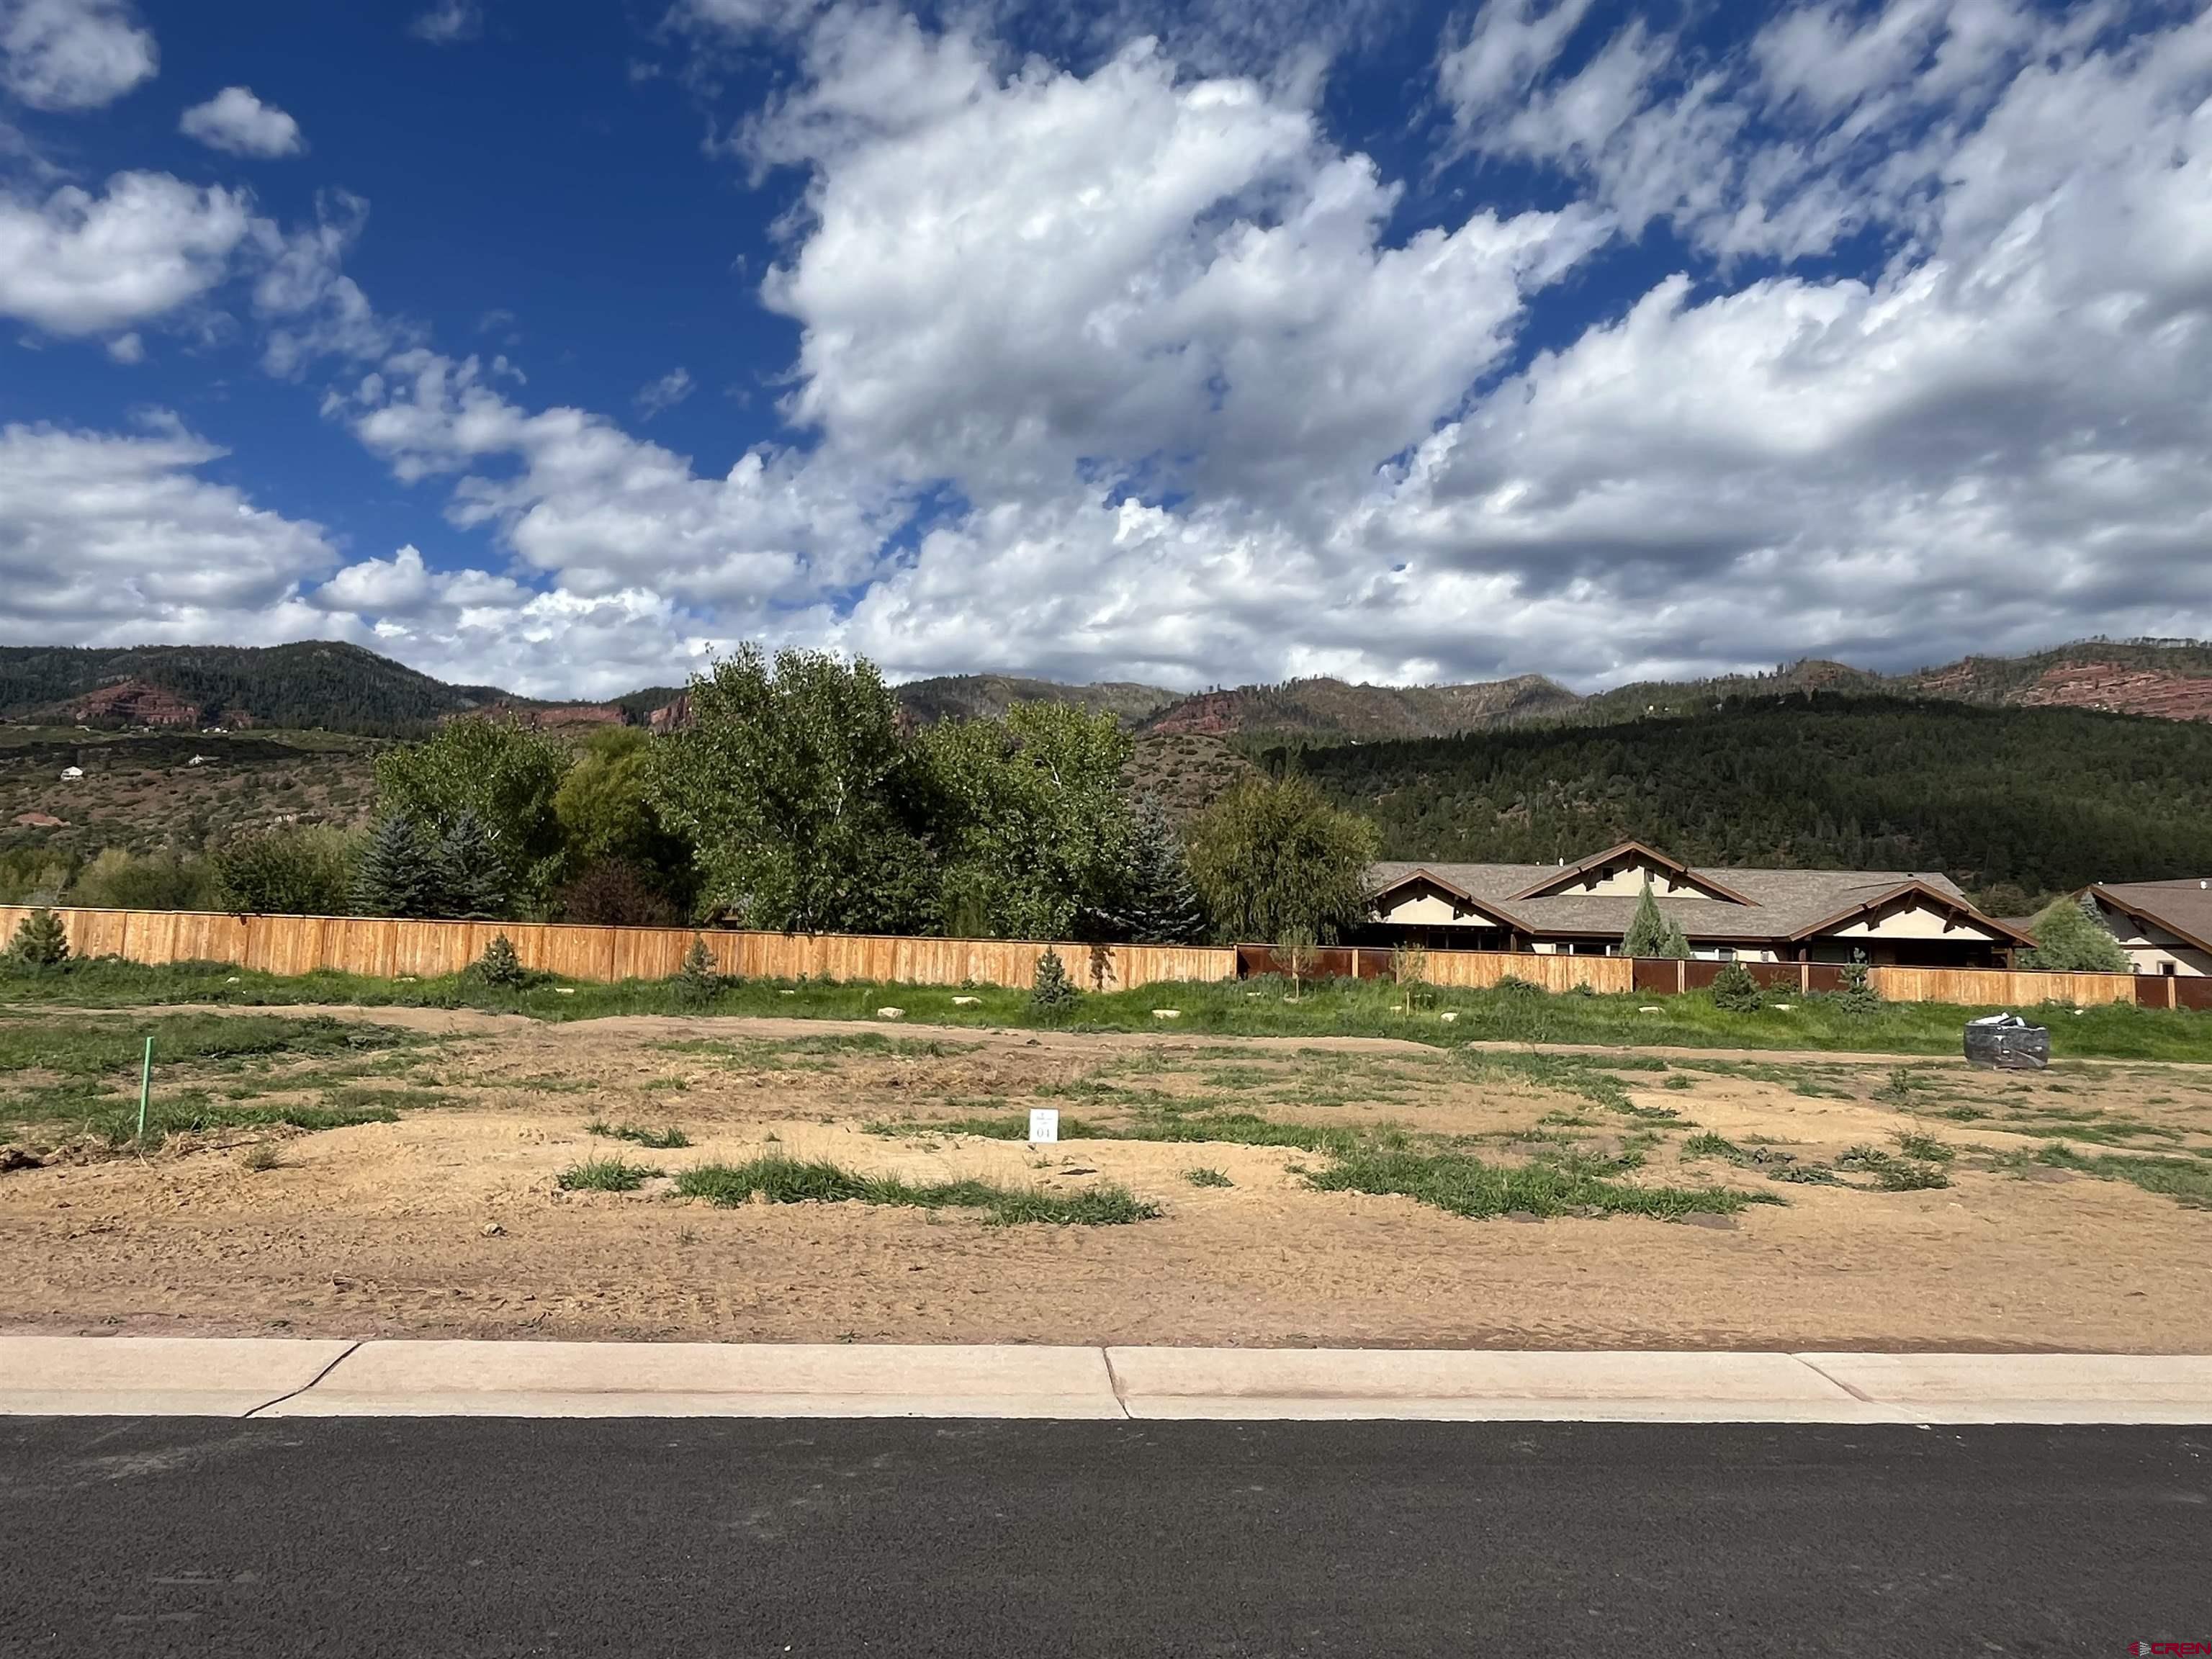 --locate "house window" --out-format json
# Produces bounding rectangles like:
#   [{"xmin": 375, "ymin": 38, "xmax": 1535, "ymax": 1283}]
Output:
[
  {"xmin": 1714, "ymin": 947, "xmax": 1736, "ymax": 961},
  {"xmin": 2163, "ymin": 961, "xmax": 2177, "ymax": 977}
]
